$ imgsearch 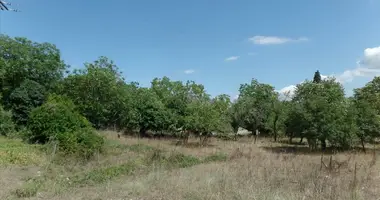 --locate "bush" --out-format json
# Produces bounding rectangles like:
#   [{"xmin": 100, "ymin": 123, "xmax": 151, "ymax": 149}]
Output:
[
  {"xmin": 0, "ymin": 105, "xmax": 15, "ymax": 136},
  {"xmin": 26, "ymin": 95, "xmax": 104, "ymax": 158}
]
